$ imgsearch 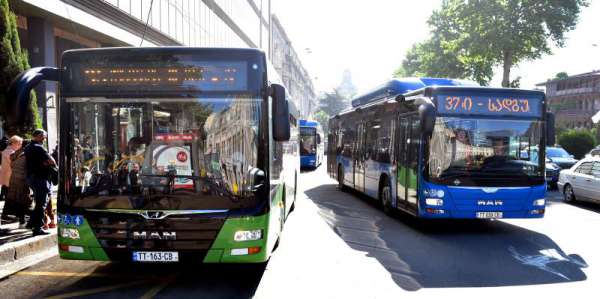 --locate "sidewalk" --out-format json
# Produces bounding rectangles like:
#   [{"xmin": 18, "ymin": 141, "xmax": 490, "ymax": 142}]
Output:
[{"xmin": 0, "ymin": 192, "xmax": 58, "ymax": 279}]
